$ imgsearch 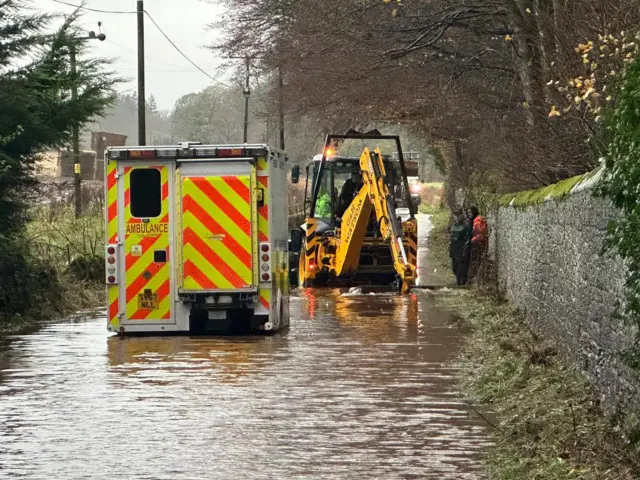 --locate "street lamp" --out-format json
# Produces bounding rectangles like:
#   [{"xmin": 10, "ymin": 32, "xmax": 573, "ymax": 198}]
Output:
[{"xmin": 71, "ymin": 22, "xmax": 106, "ymax": 218}]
